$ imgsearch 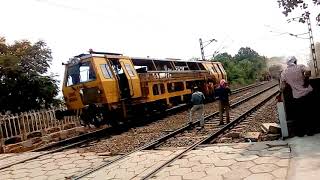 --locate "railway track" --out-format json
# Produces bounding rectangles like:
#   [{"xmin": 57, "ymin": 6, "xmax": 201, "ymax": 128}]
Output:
[
  {"xmin": 141, "ymin": 87, "xmax": 279, "ymax": 179},
  {"xmin": 71, "ymin": 82, "xmax": 278, "ymax": 180},
  {"xmin": 0, "ymin": 81, "xmax": 271, "ymax": 172},
  {"xmin": 158, "ymin": 86, "xmax": 278, "ymax": 148},
  {"xmin": 74, "ymin": 81, "xmax": 274, "ymax": 155}
]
